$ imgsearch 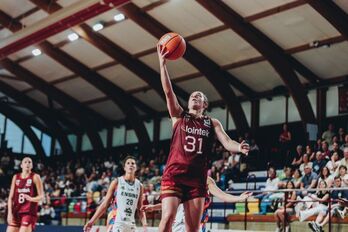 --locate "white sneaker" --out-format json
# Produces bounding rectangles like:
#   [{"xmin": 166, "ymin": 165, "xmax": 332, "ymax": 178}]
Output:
[
  {"xmin": 285, "ymin": 226, "xmax": 290, "ymax": 232},
  {"xmin": 337, "ymin": 209, "xmax": 345, "ymax": 219},
  {"xmin": 275, "ymin": 227, "xmax": 281, "ymax": 232}
]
